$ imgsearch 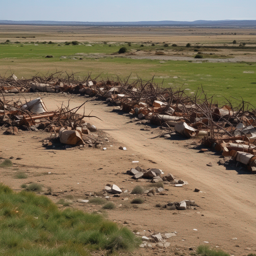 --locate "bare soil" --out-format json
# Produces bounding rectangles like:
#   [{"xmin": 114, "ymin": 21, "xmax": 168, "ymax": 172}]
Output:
[{"xmin": 1, "ymin": 93, "xmax": 256, "ymax": 256}]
